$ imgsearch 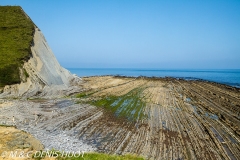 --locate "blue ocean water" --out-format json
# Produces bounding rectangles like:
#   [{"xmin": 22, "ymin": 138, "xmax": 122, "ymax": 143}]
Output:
[{"xmin": 68, "ymin": 68, "xmax": 240, "ymax": 88}]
